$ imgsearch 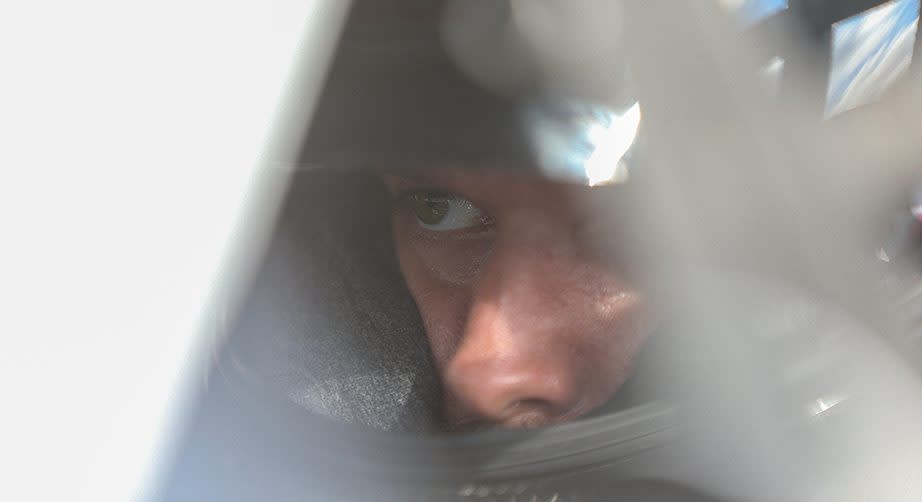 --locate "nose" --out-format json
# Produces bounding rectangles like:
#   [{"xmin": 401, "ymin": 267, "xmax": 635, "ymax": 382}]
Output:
[
  {"xmin": 443, "ymin": 304, "xmax": 585, "ymax": 427},
  {"xmin": 441, "ymin": 238, "xmax": 642, "ymax": 428}
]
